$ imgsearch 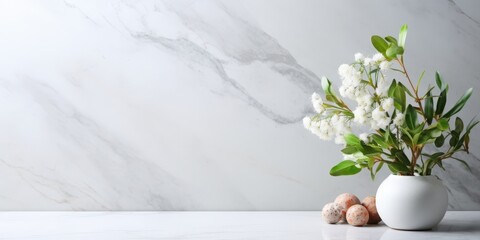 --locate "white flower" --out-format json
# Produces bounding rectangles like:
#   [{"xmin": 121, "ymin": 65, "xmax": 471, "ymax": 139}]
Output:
[
  {"xmin": 371, "ymin": 107, "xmax": 389, "ymax": 129},
  {"xmin": 373, "ymin": 53, "xmax": 385, "ymax": 62},
  {"xmin": 353, "ymin": 107, "xmax": 369, "ymax": 125},
  {"xmin": 371, "ymin": 107, "xmax": 384, "ymax": 121},
  {"xmin": 337, "ymin": 63, "xmax": 363, "ymax": 101},
  {"xmin": 363, "ymin": 58, "xmax": 373, "ymax": 66},
  {"xmin": 339, "ymin": 86, "xmax": 347, "ymax": 97},
  {"xmin": 357, "ymin": 95, "xmax": 373, "ymax": 107},
  {"xmin": 381, "ymin": 98, "xmax": 394, "ymax": 111},
  {"xmin": 359, "ymin": 133, "xmax": 369, "ymax": 143},
  {"xmin": 338, "ymin": 64, "xmax": 361, "ymax": 82},
  {"xmin": 355, "ymin": 53, "xmax": 364, "ymax": 62},
  {"xmin": 308, "ymin": 118, "xmax": 335, "ymax": 141},
  {"xmin": 319, "ymin": 119, "xmax": 335, "ymax": 140},
  {"xmin": 332, "ymin": 115, "xmax": 350, "ymax": 135},
  {"xmin": 335, "ymin": 135, "xmax": 346, "ymax": 145},
  {"xmin": 394, "ymin": 112, "xmax": 405, "ymax": 126},
  {"xmin": 311, "ymin": 92, "xmax": 325, "ymax": 113},
  {"xmin": 338, "ymin": 64, "xmax": 351, "ymax": 78},
  {"xmin": 303, "ymin": 116, "xmax": 312, "ymax": 129},
  {"xmin": 343, "ymin": 86, "xmax": 356, "ymax": 99},
  {"xmin": 379, "ymin": 61, "xmax": 391, "ymax": 71},
  {"xmin": 376, "ymin": 79, "xmax": 389, "ymax": 97}
]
